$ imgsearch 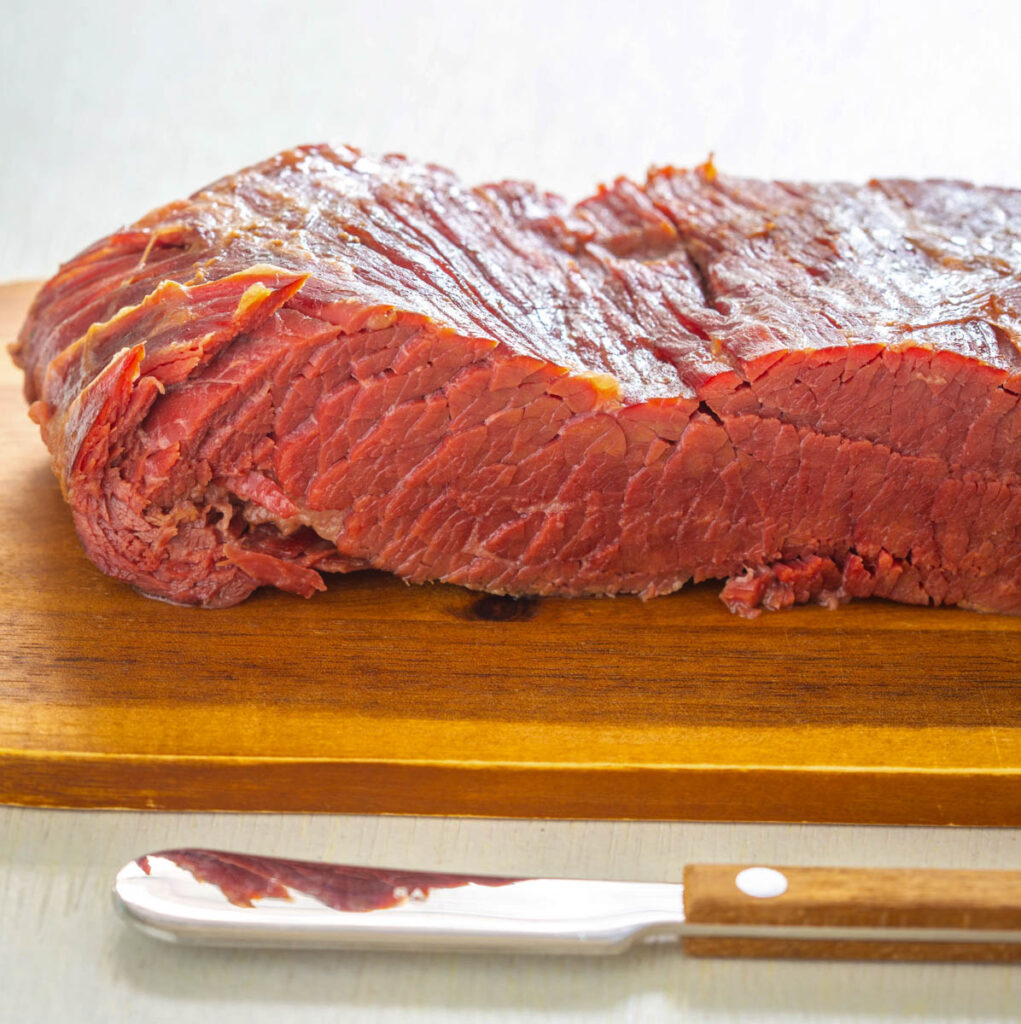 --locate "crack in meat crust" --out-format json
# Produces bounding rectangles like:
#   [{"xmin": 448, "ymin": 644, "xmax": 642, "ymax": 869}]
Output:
[{"xmin": 11, "ymin": 144, "xmax": 1021, "ymax": 614}]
